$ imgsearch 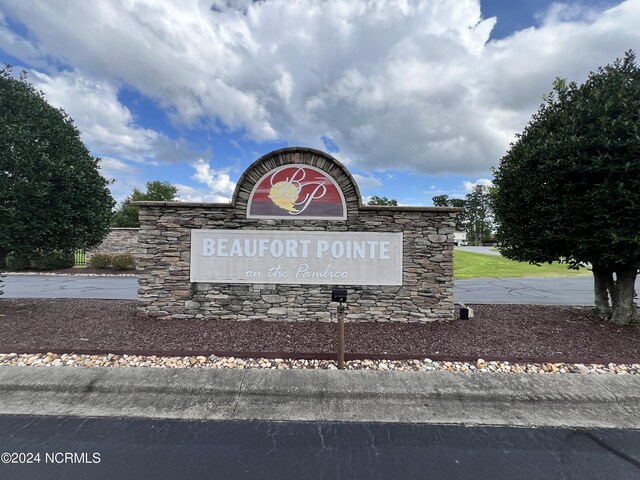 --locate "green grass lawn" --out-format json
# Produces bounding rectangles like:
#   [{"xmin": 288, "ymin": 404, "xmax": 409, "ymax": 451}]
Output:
[{"xmin": 454, "ymin": 250, "xmax": 590, "ymax": 280}]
